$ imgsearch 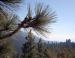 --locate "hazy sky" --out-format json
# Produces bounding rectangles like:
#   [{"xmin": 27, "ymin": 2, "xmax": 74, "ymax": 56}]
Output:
[{"xmin": 17, "ymin": 0, "xmax": 75, "ymax": 42}]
